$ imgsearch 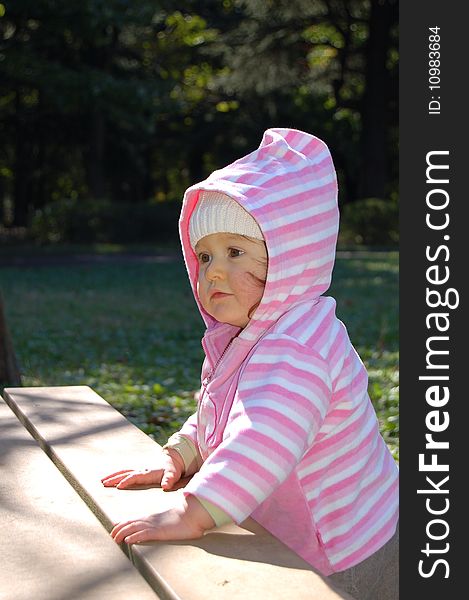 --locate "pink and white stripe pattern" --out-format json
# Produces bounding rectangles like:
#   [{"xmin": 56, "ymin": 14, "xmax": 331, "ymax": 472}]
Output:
[{"xmin": 178, "ymin": 128, "xmax": 399, "ymax": 574}]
